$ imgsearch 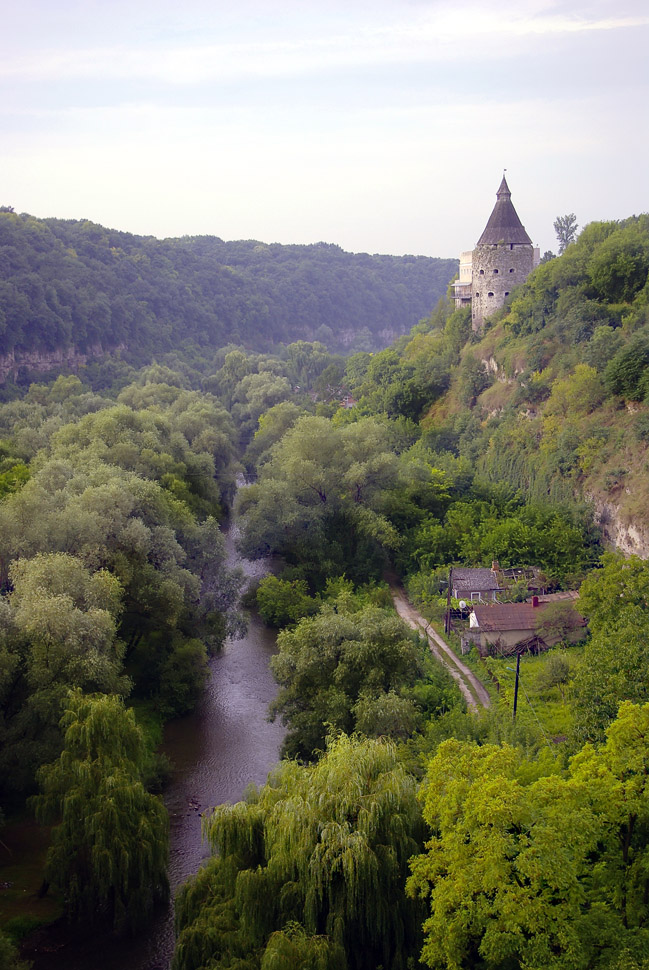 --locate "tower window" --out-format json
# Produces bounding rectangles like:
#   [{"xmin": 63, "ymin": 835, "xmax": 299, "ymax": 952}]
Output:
[
  {"xmin": 509, "ymin": 268, "xmax": 515, "ymax": 273},
  {"xmin": 488, "ymin": 292, "xmax": 494, "ymax": 297},
  {"xmin": 504, "ymin": 292, "xmax": 509, "ymax": 297},
  {"xmin": 510, "ymin": 244, "xmax": 514, "ymax": 250},
  {"xmin": 475, "ymin": 292, "xmax": 480, "ymax": 297},
  {"xmin": 493, "ymin": 269, "xmax": 499, "ymax": 274},
  {"xmin": 479, "ymin": 269, "xmax": 484, "ymax": 275}
]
